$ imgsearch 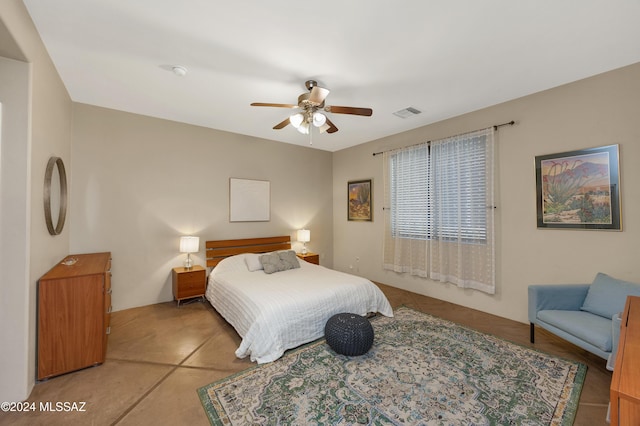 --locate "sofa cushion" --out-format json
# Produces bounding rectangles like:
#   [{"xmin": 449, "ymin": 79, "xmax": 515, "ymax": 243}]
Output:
[
  {"xmin": 537, "ymin": 310, "xmax": 612, "ymax": 352},
  {"xmin": 581, "ymin": 273, "xmax": 640, "ymax": 319}
]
